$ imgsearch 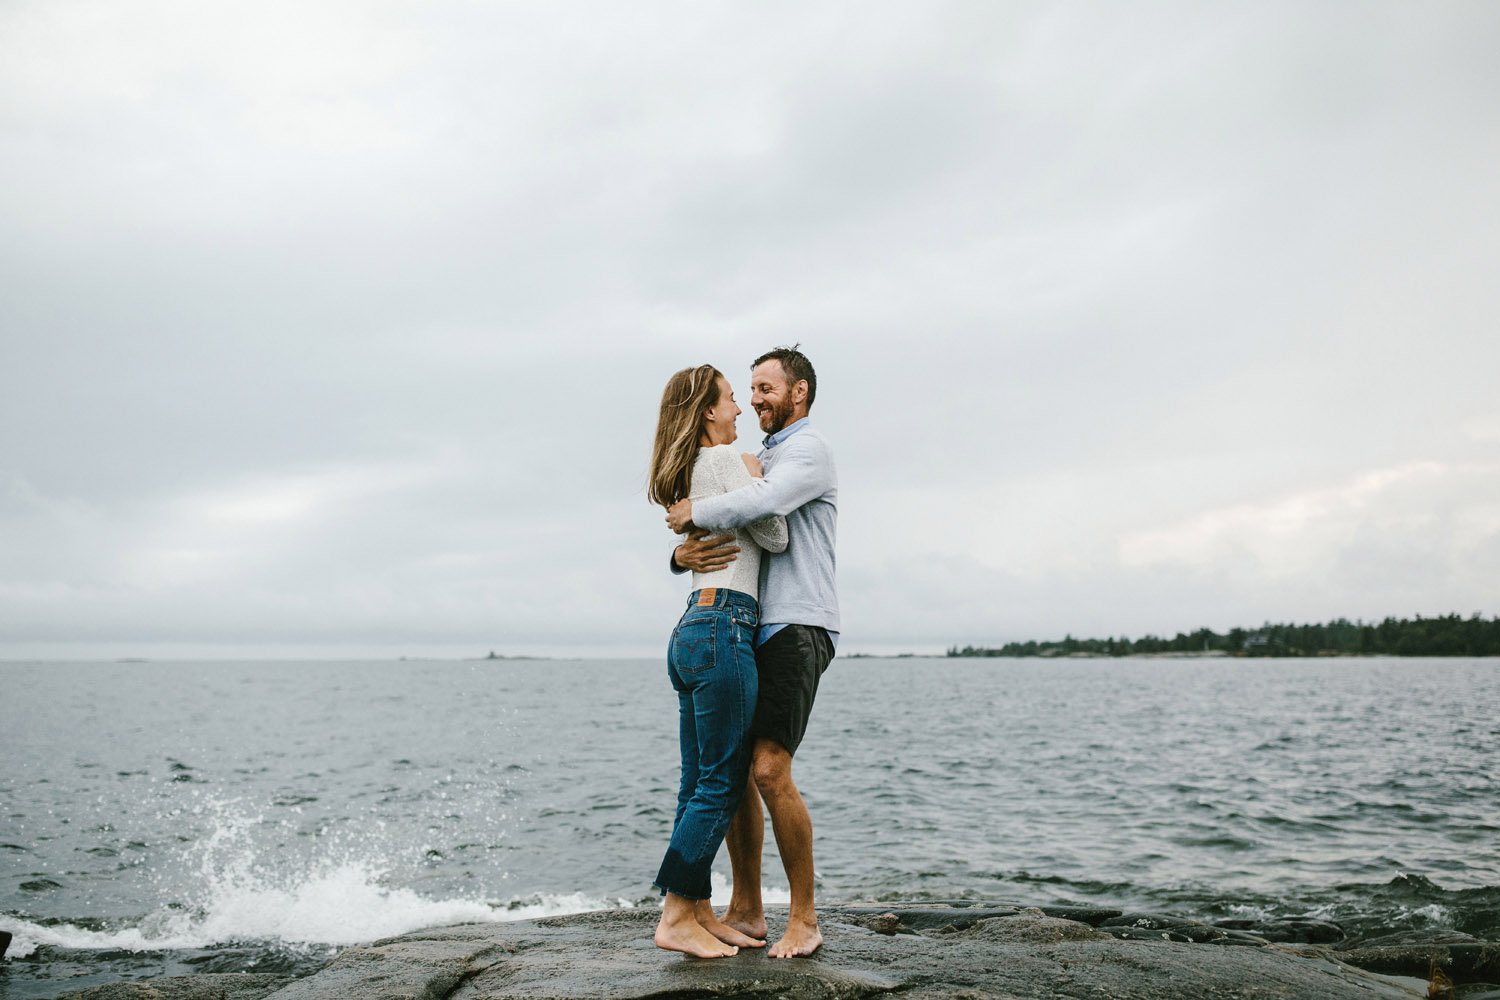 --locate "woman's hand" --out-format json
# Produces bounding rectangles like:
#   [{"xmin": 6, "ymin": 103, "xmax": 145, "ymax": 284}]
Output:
[
  {"xmin": 666, "ymin": 499, "xmax": 695, "ymax": 533},
  {"xmin": 741, "ymin": 453, "xmax": 764, "ymax": 478}
]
